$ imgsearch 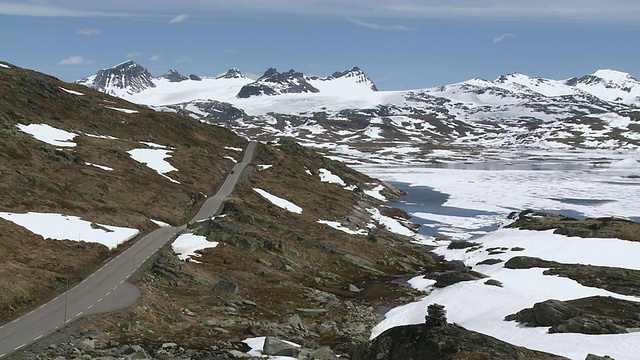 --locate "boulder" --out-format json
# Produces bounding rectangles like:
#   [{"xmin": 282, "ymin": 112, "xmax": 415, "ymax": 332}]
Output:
[
  {"xmin": 213, "ymin": 279, "xmax": 238, "ymax": 298},
  {"xmin": 282, "ymin": 313, "xmax": 305, "ymax": 330},
  {"xmin": 505, "ymin": 299, "xmax": 579, "ymax": 326},
  {"xmin": 308, "ymin": 346, "xmax": 337, "ymax": 360},
  {"xmin": 262, "ymin": 336, "xmax": 300, "ymax": 357},
  {"xmin": 73, "ymin": 339, "xmax": 95, "ymax": 352},
  {"xmin": 504, "ymin": 256, "xmax": 559, "ymax": 269}
]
